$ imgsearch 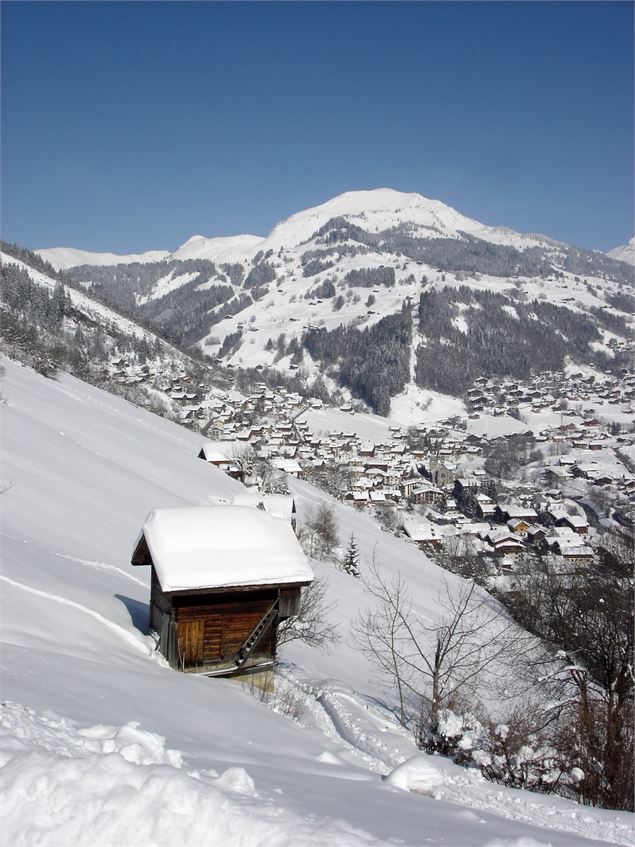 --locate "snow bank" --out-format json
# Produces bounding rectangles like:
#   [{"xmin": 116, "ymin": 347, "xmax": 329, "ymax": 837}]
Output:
[
  {"xmin": 0, "ymin": 703, "xmax": 384, "ymax": 847},
  {"xmin": 231, "ymin": 493, "xmax": 295, "ymax": 522},
  {"xmin": 390, "ymin": 383, "xmax": 466, "ymax": 425},
  {"xmin": 384, "ymin": 755, "xmax": 444, "ymax": 797},
  {"xmin": 466, "ymin": 414, "xmax": 530, "ymax": 438}
]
